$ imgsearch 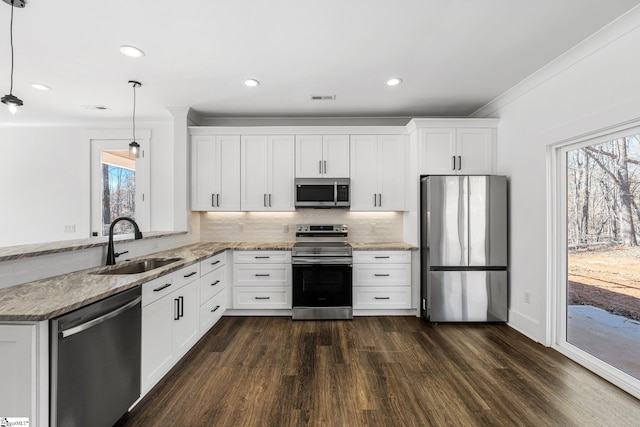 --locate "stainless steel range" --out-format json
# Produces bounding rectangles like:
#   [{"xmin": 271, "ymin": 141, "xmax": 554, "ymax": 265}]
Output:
[{"xmin": 292, "ymin": 224, "xmax": 353, "ymax": 320}]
